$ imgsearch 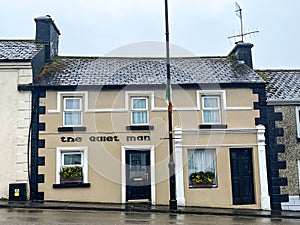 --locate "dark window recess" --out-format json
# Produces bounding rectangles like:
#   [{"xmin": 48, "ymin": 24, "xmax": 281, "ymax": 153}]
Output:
[
  {"xmin": 58, "ymin": 127, "xmax": 87, "ymax": 132},
  {"xmin": 126, "ymin": 125, "xmax": 154, "ymax": 131},
  {"xmin": 297, "ymin": 138, "xmax": 300, "ymax": 142},
  {"xmin": 53, "ymin": 183, "xmax": 91, "ymax": 189},
  {"xmin": 199, "ymin": 124, "xmax": 227, "ymax": 129}
]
